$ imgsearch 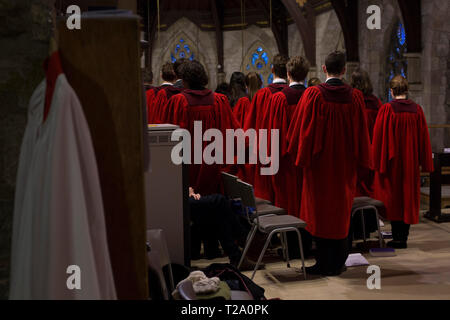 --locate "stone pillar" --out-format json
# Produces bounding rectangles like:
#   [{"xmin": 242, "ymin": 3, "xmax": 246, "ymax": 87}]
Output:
[
  {"xmin": 404, "ymin": 52, "xmax": 423, "ymax": 105},
  {"xmin": 217, "ymin": 72, "xmax": 226, "ymax": 85},
  {"xmin": 345, "ymin": 61, "xmax": 360, "ymax": 83},
  {"xmin": 308, "ymin": 66, "xmax": 318, "ymax": 79}
]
